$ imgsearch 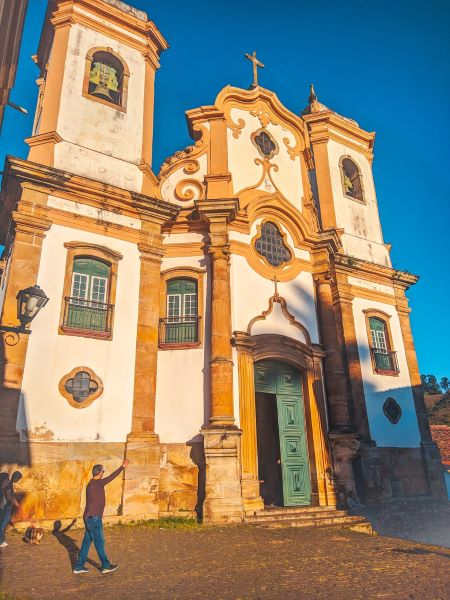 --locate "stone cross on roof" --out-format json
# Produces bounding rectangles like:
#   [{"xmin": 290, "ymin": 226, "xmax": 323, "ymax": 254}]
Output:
[{"xmin": 245, "ymin": 51, "xmax": 264, "ymax": 88}]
